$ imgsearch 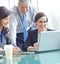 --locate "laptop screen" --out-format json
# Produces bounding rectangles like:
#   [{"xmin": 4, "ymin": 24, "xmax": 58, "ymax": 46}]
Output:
[{"xmin": 38, "ymin": 31, "xmax": 60, "ymax": 52}]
